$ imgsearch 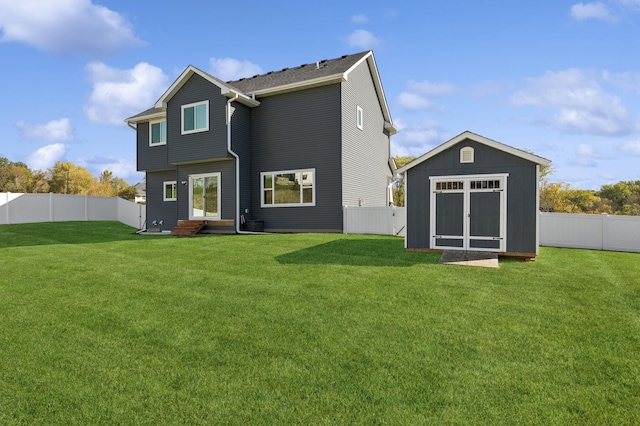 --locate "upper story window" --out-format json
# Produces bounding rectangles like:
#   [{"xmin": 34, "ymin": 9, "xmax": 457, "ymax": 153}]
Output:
[
  {"xmin": 149, "ymin": 119, "xmax": 166, "ymax": 146},
  {"xmin": 261, "ymin": 169, "xmax": 315, "ymax": 207},
  {"xmin": 356, "ymin": 105, "xmax": 363, "ymax": 130},
  {"xmin": 181, "ymin": 100, "xmax": 209, "ymax": 135},
  {"xmin": 460, "ymin": 146, "xmax": 474, "ymax": 163}
]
